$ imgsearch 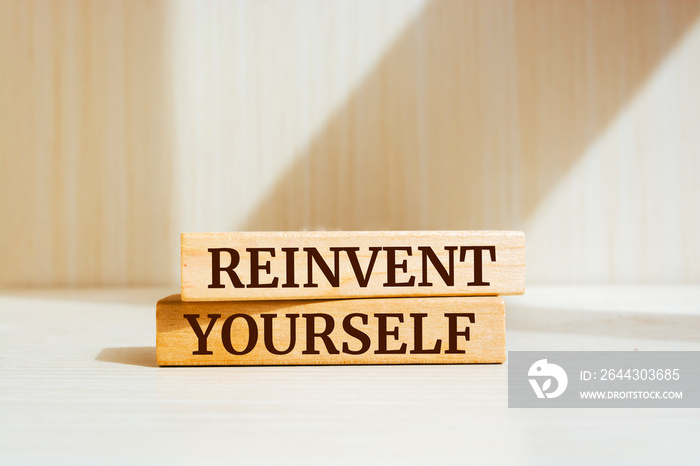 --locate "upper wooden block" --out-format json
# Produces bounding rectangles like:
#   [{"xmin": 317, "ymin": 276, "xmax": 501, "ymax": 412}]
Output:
[{"xmin": 181, "ymin": 231, "xmax": 525, "ymax": 301}]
